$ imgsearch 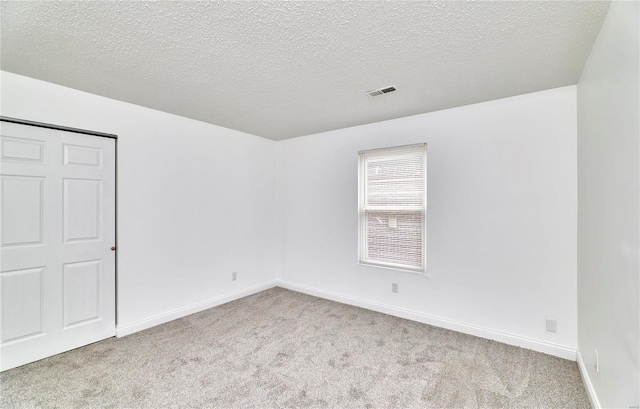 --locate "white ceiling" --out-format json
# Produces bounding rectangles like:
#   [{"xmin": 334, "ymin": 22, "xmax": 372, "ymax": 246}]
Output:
[{"xmin": 1, "ymin": 1, "xmax": 610, "ymax": 141}]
